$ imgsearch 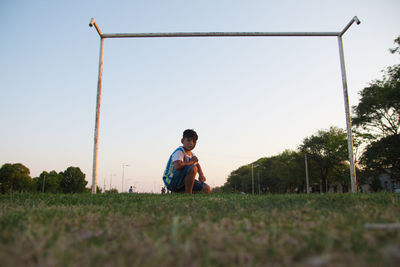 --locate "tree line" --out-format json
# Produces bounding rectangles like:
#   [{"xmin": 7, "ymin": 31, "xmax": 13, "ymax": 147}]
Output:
[
  {"xmin": 0, "ymin": 164, "xmax": 91, "ymax": 194},
  {"xmin": 217, "ymin": 36, "xmax": 400, "ymax": 194},
  {"xmin": 218, "ymin": 126, "xmax": 353, "ymax": 194}
]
